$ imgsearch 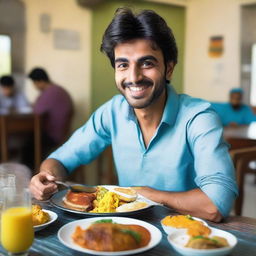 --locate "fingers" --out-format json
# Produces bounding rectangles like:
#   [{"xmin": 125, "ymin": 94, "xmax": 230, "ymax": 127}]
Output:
[{"xmin": 29, "ymin": 172, "xmax": 58, "ymax": 200}]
